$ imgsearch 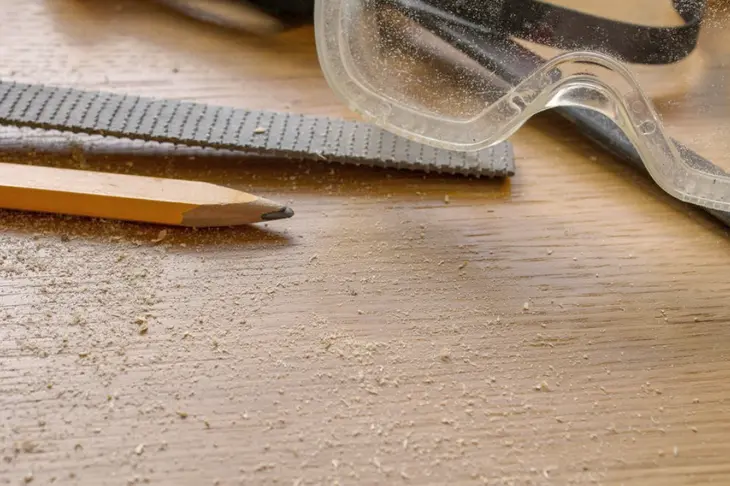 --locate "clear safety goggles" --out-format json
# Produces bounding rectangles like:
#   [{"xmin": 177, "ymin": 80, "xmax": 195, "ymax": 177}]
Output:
[{"xmin": 313, "ymin": 0, "xmax": 730, "ymax": 212}]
